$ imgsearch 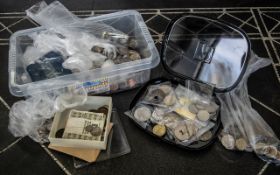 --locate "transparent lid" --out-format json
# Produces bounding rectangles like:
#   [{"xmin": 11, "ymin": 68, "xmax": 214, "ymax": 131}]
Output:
[{"xmin": 161, "ymin": 15, "xmax": 250, "ymax": 92}]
